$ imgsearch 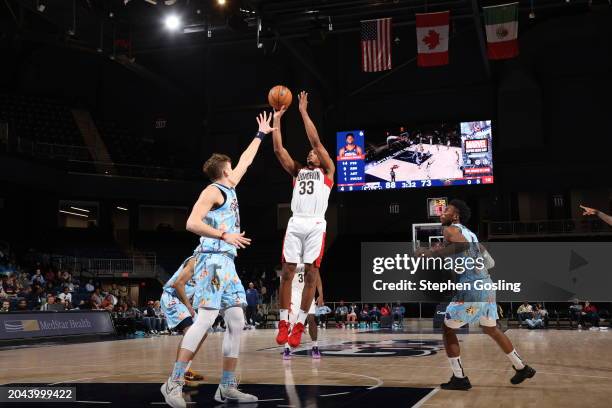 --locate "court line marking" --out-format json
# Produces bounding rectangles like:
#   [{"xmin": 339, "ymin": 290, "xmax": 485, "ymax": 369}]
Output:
[
  {"xmin": 412, "ymin": 387, "xmax": 440, "ymax": 408},
  {"xmin": 319, "ymin": 391, "xmax": 351, "ymax": 397},
  {"xmin": 75, "ymin": 401, "xmax": 112, "ymax": 404}
]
